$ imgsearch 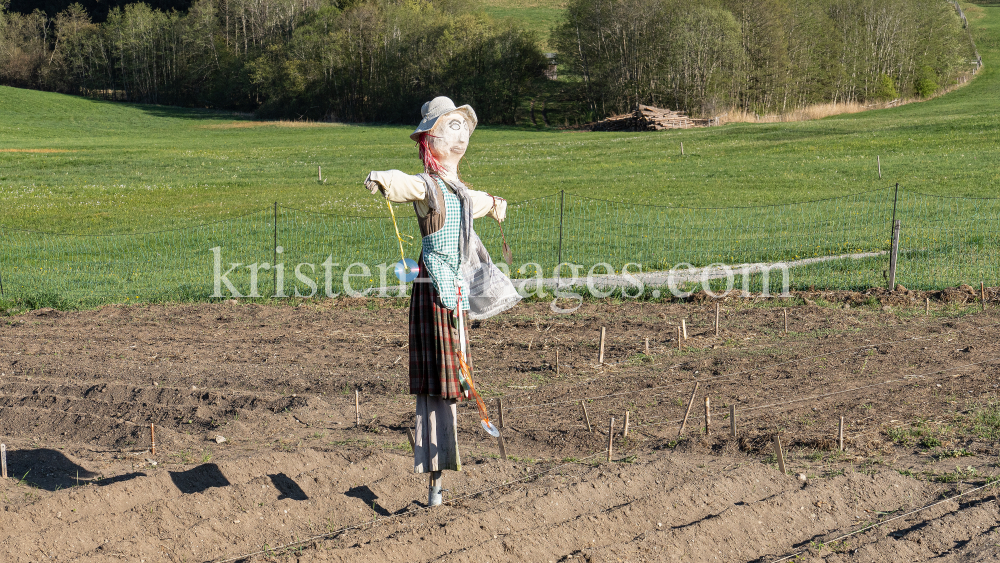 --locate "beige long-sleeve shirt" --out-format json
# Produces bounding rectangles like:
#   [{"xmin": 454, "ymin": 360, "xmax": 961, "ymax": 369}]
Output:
[{"xmin": 365, "ymin": 170, "xmax": 507, "ymax": 222}]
